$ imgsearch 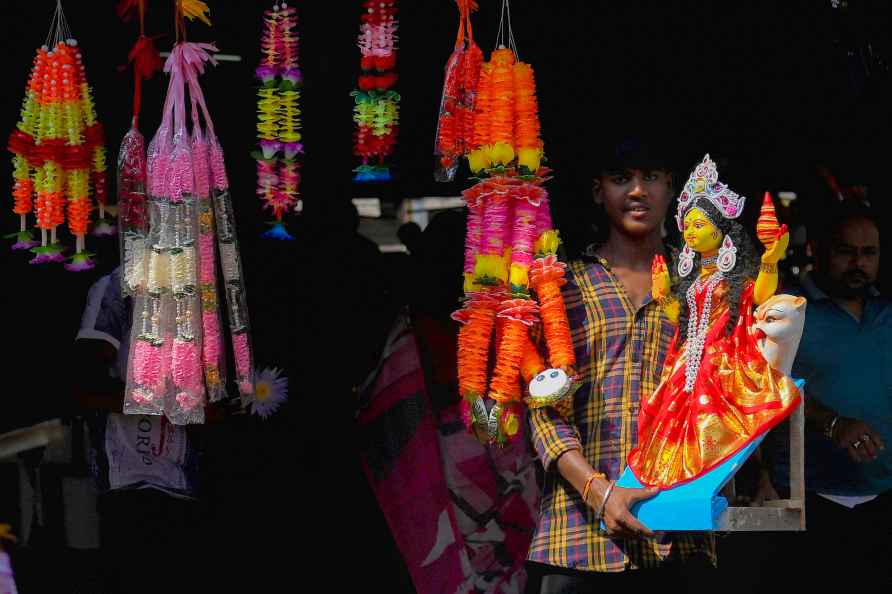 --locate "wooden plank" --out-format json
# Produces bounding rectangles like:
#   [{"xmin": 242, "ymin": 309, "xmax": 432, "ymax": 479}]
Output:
[
  {"xmin": 0, "ymin": 420, "xmax": 64, "ymax": 460},
  {"xmin": 716, "ymin": 506, "xmax": 804, "ymax": 532},
  {"xmin": 762, "ymin": 499, "xmax": 803, "ymax": 510},
  {"xmin": 790, "ymin": 397, "xmax": 806, "ymax": 529}
]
